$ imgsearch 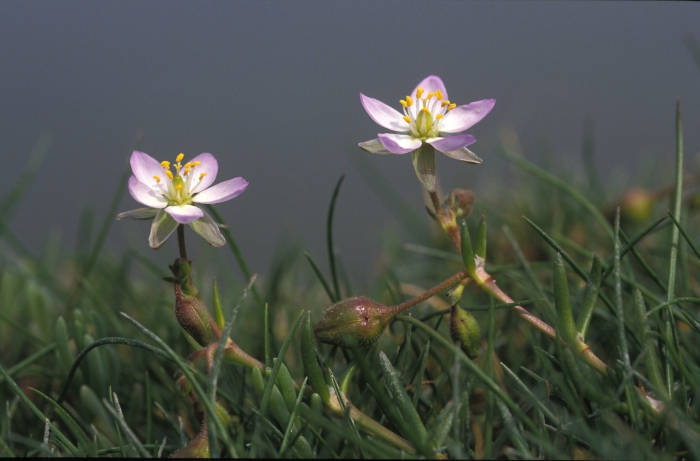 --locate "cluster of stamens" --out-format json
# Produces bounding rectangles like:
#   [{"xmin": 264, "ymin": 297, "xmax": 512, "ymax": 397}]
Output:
[
  {"xmin": 399, "ymin": 87, "xmax": 456, "ymax": 139},
  {"xmin": 151, "ymin": 153, "xmax": 208, "ymax": 205}
]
